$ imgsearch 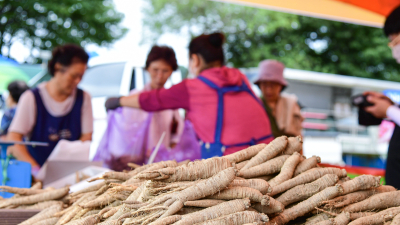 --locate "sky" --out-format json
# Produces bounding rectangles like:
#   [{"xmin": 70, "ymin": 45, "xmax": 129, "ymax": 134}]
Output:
[{"xmin": 8, "ymin": 0, "xmax": 191, "ymax": 67}]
